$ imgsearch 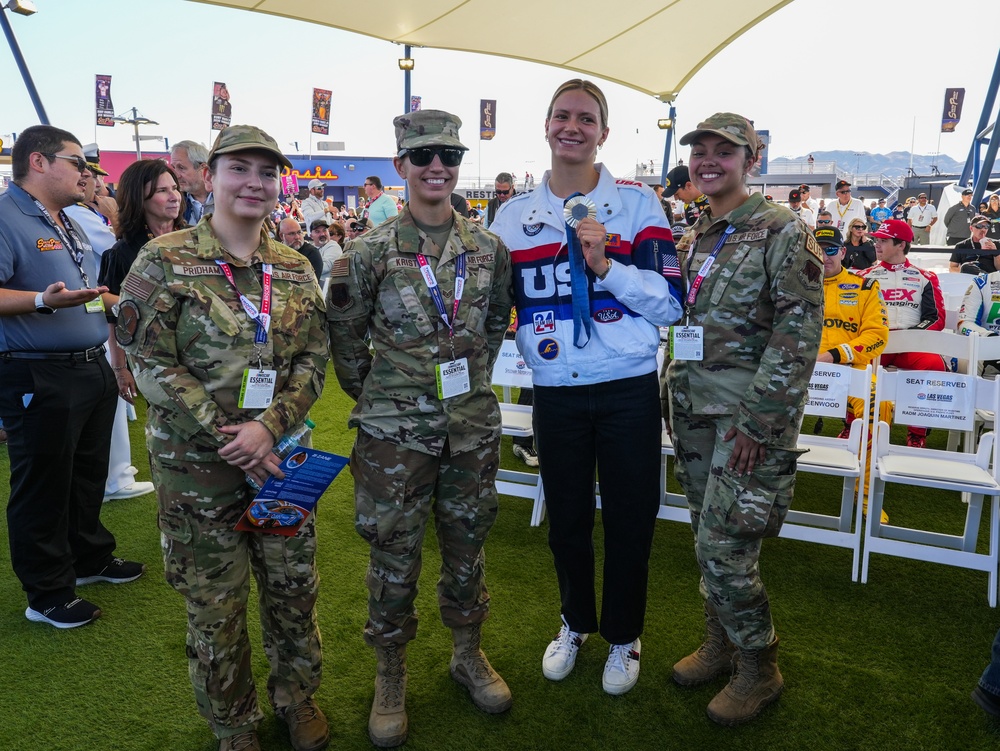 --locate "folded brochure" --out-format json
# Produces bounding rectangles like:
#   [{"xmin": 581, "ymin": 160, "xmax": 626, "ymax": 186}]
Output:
[{"xmin": 235, "ymin": 447, "xmax": 348, "ymax": 535}]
